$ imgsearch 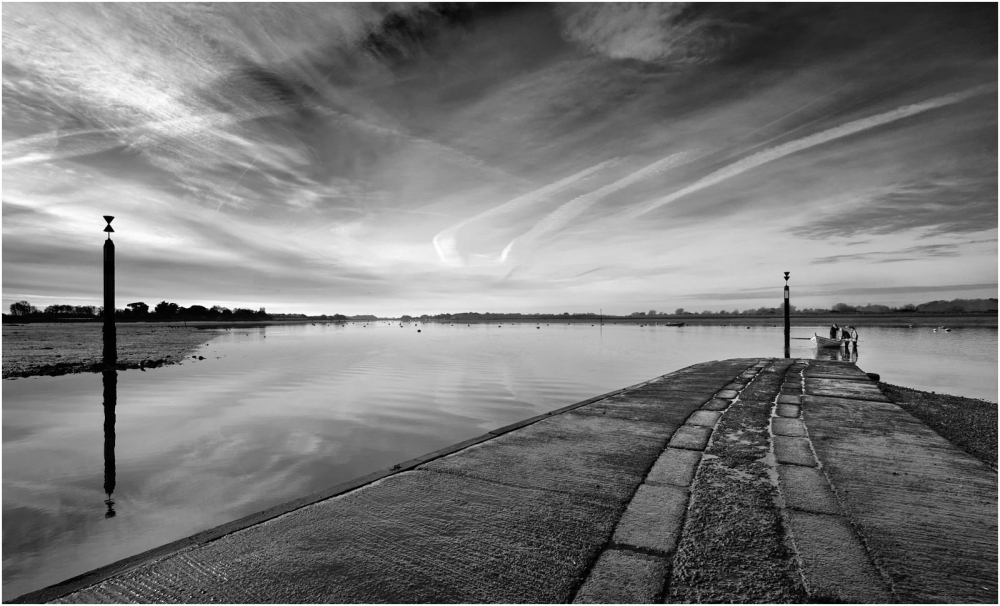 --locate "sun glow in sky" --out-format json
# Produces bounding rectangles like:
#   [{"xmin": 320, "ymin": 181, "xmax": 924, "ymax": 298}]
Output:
[{"xmin": 2, "ymin": 3, "xmax": 997, "ymax": 316}]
